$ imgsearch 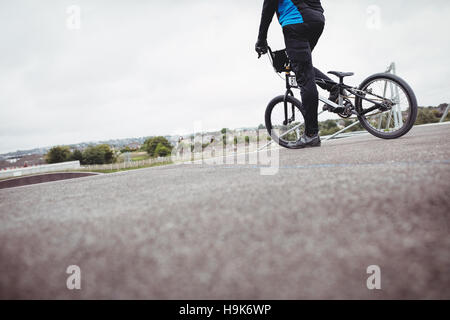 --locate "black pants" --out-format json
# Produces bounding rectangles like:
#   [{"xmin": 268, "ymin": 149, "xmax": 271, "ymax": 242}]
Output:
[{"xmin": 283, "ymin": 17, "xmax": 333, "ymax": 135}]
